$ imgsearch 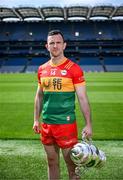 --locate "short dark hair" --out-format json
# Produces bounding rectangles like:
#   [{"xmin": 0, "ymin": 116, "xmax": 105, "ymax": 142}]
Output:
[{"xmin": 48, "ymin": 30, "xmax": 65, "ymax": 42}]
